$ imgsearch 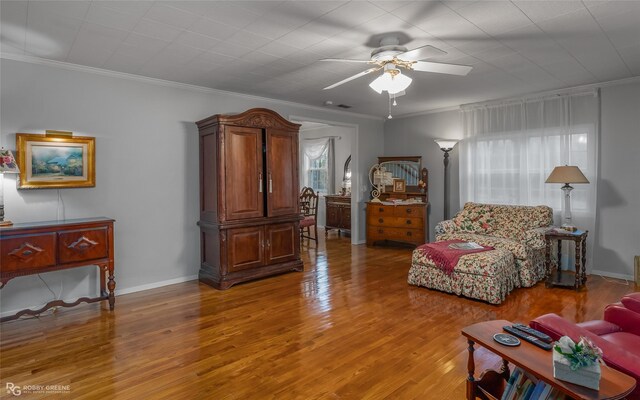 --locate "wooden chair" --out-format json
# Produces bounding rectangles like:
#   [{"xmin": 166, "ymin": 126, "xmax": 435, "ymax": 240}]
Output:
[{"xmin": 299, "ymin": 187, "xmax": 319, "ymax": 244}]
